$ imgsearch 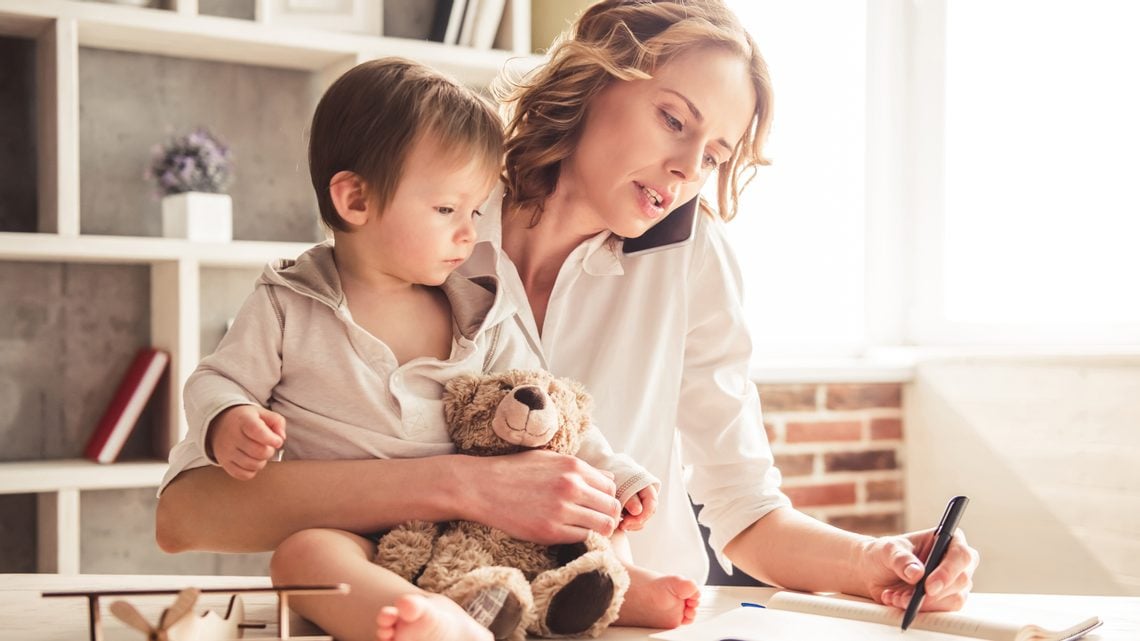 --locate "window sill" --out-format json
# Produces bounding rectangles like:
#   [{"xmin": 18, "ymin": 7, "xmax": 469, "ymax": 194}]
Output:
[{"xmin": 749, "ymin": 345, "xmax": 1140, "ymax": 385}]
